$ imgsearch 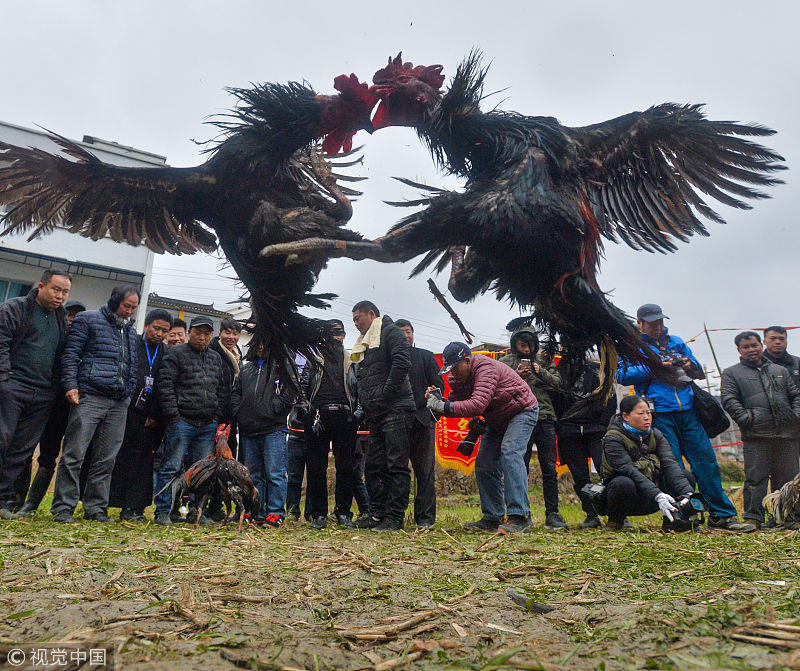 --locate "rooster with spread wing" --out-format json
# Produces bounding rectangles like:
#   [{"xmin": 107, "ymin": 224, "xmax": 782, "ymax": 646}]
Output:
[
  {"xmin": 0, "ymin": 73, "xmax": 378, "ymax": 381},
  {"xmin": 263, "ymin": 53, "xmax": 785, "ymax": 389}
]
